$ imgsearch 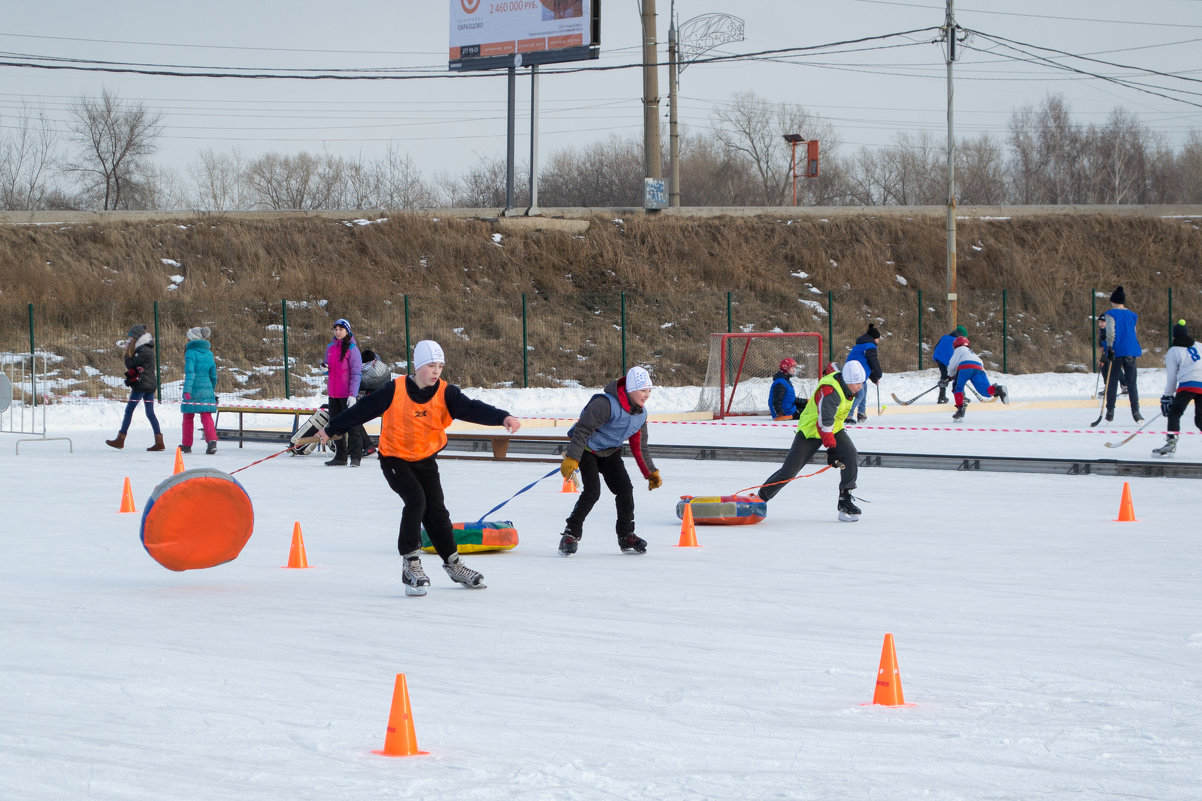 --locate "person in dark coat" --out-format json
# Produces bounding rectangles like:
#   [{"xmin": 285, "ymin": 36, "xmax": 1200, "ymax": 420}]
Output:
[
  {"xmin": 933, "ymin": 324, "xmax": 968, "ymax": 404},
  {"xmin": 844, "ymin": 324, "xmax": 883, "ymax": 423},
  {"xmin": 1101, "ymin": 286, "xmax": 1143, "ymax": 422},
  {"xmin": 106, "ymin": 324, "xmax": 165, "ymax": 451},
  {"xmin": 769, "ymin": 357, "xmax": 808, "ymax": 420}
]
